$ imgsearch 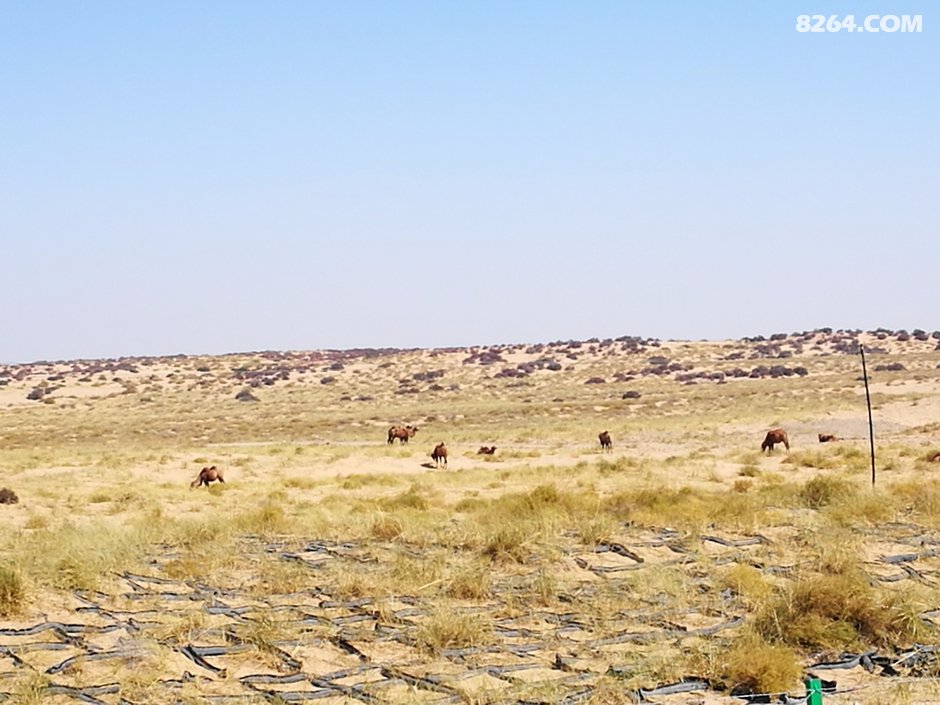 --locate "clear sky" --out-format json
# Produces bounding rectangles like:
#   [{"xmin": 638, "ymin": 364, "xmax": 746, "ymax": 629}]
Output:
[{"xmin": 1, "ymin": 2, "xmax": 937, "ymax": 363}]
